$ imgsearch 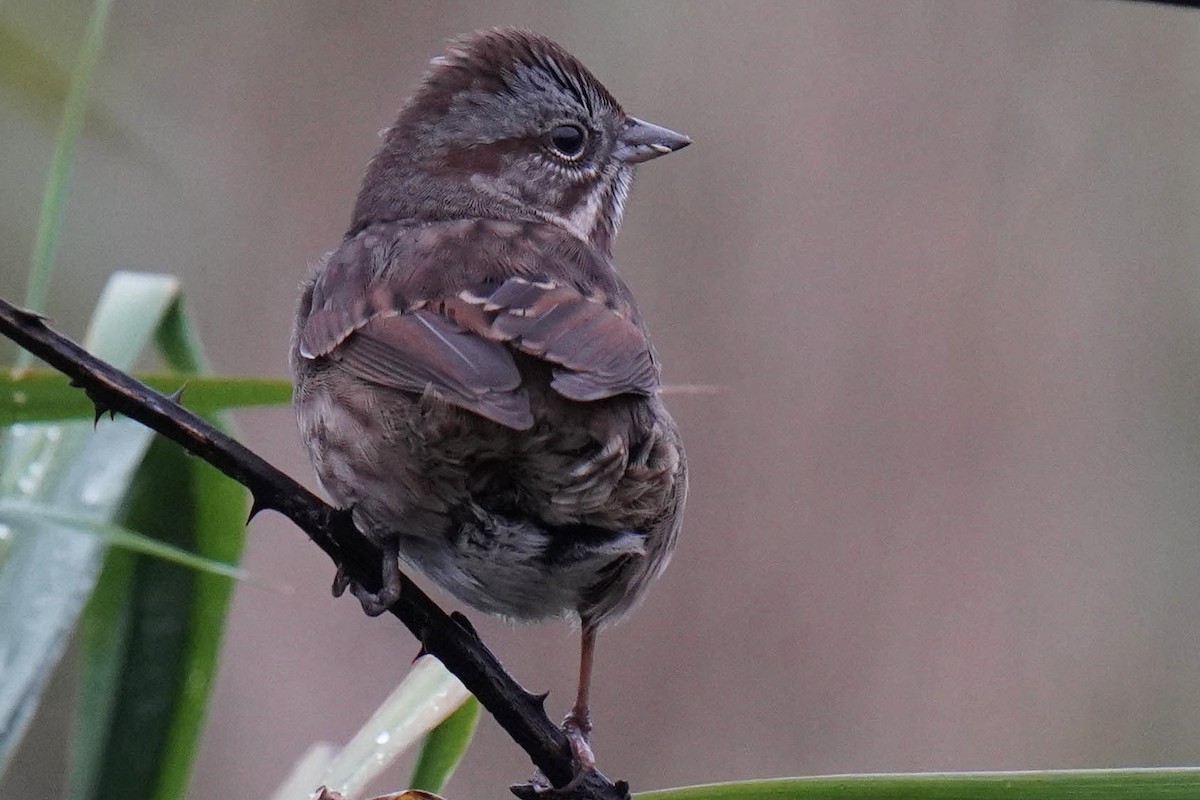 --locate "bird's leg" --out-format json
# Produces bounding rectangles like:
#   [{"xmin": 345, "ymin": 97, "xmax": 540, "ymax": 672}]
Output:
[
  {"xmin": 562, "ymin": 620, "xmax": 598, "ymax": 773},
  {"xmin": 331, "ymin": 542, "xmax": 402, "ymax": 617}
]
